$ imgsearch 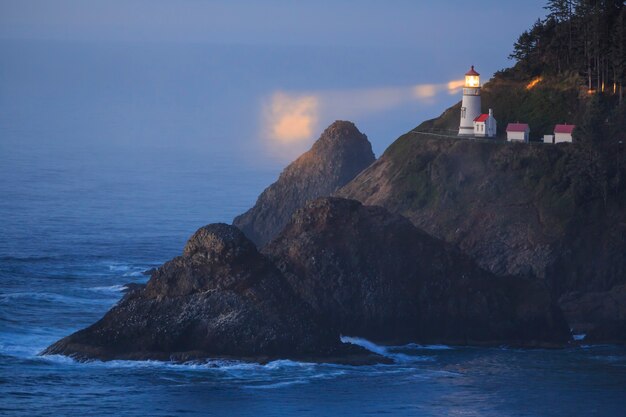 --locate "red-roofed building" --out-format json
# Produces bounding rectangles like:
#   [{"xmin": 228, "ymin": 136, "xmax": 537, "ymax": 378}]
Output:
[
  {"xmin": 554, "ymin": 124, "xmax": 575, "ymax": 143},
  {"xmin": 506, "ymin": 123, "xmax": 530, "ymax": 142},
  {"xmin": 473, "ymin": 108, "xmax": 497, "ymax": 138}
]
